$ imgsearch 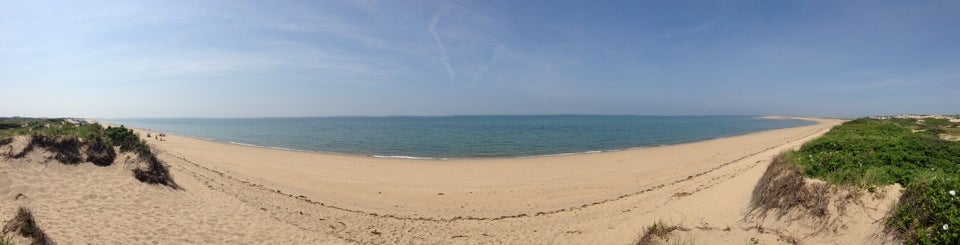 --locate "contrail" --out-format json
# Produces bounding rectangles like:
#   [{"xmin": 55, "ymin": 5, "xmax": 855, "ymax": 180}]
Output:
[
  {"xmin": 429, "ymin": 7, "xmax": 455, "ymax": 83},
  {"xmin": 651, "ymin": 19, "xmax": 721, "ymax": 41},
  {"xmin": 470, "ymin": 44, "xmax": 504, "ymax": 89}
]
